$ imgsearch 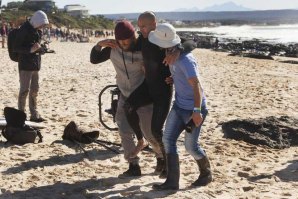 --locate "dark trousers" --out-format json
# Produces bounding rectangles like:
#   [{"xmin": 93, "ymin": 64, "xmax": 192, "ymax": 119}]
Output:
[{"xmin": 124, "ymin": 80, "xmax": 172, "ymax": 159}]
